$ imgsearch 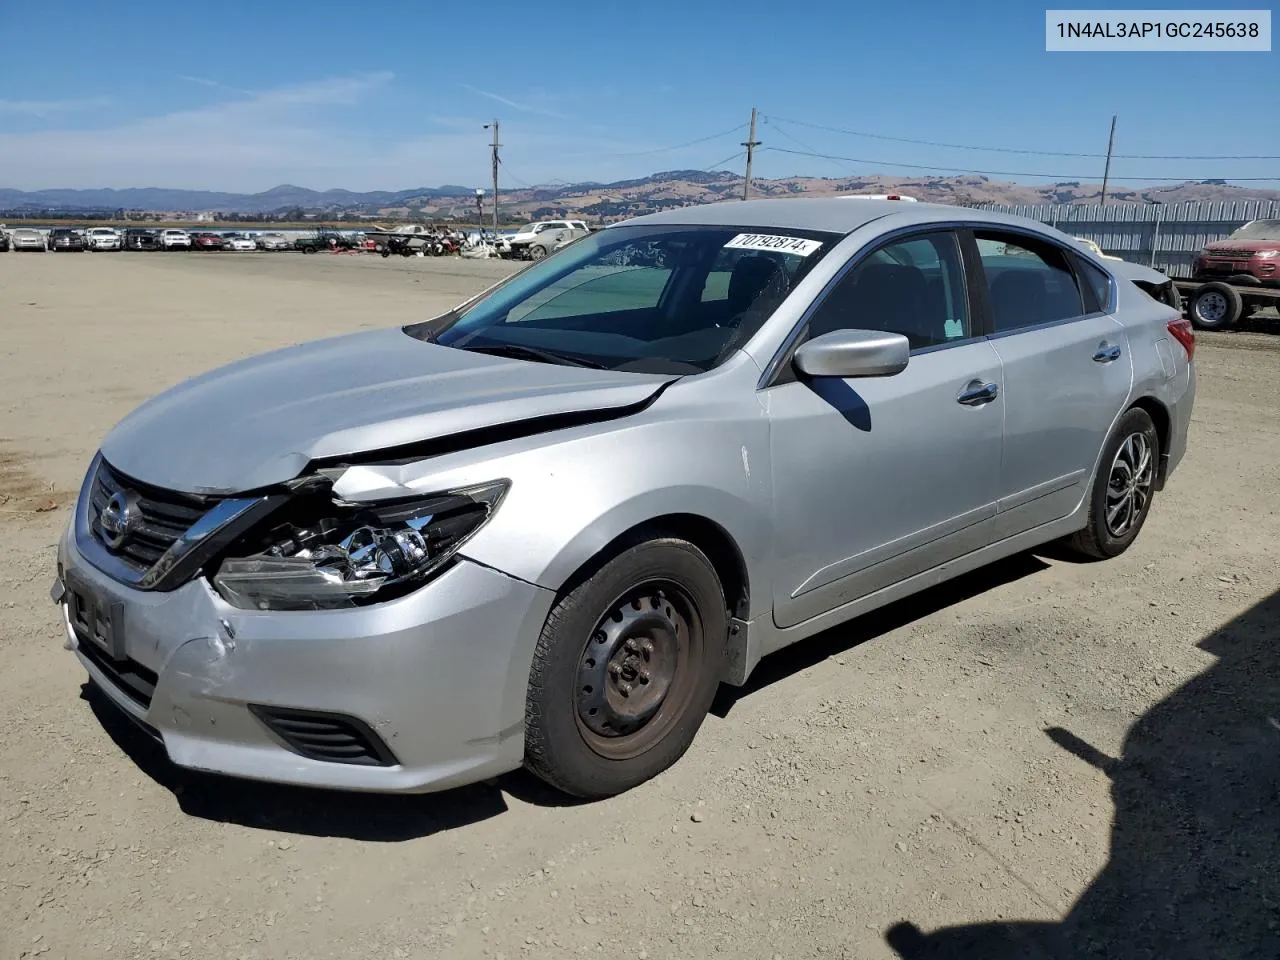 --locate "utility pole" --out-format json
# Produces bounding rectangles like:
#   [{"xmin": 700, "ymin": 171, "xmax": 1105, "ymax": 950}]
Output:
[
  {"xmin": 484, "ymin": 119, "xmax": 500, "ymax": 236},
  {"xmin": 742, "ymin": 107, "xmax": 761, "ymax": 201},
  {"xmin": 1099, "ymin": 115, "xmax": 1116, "ymax": 206}
]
